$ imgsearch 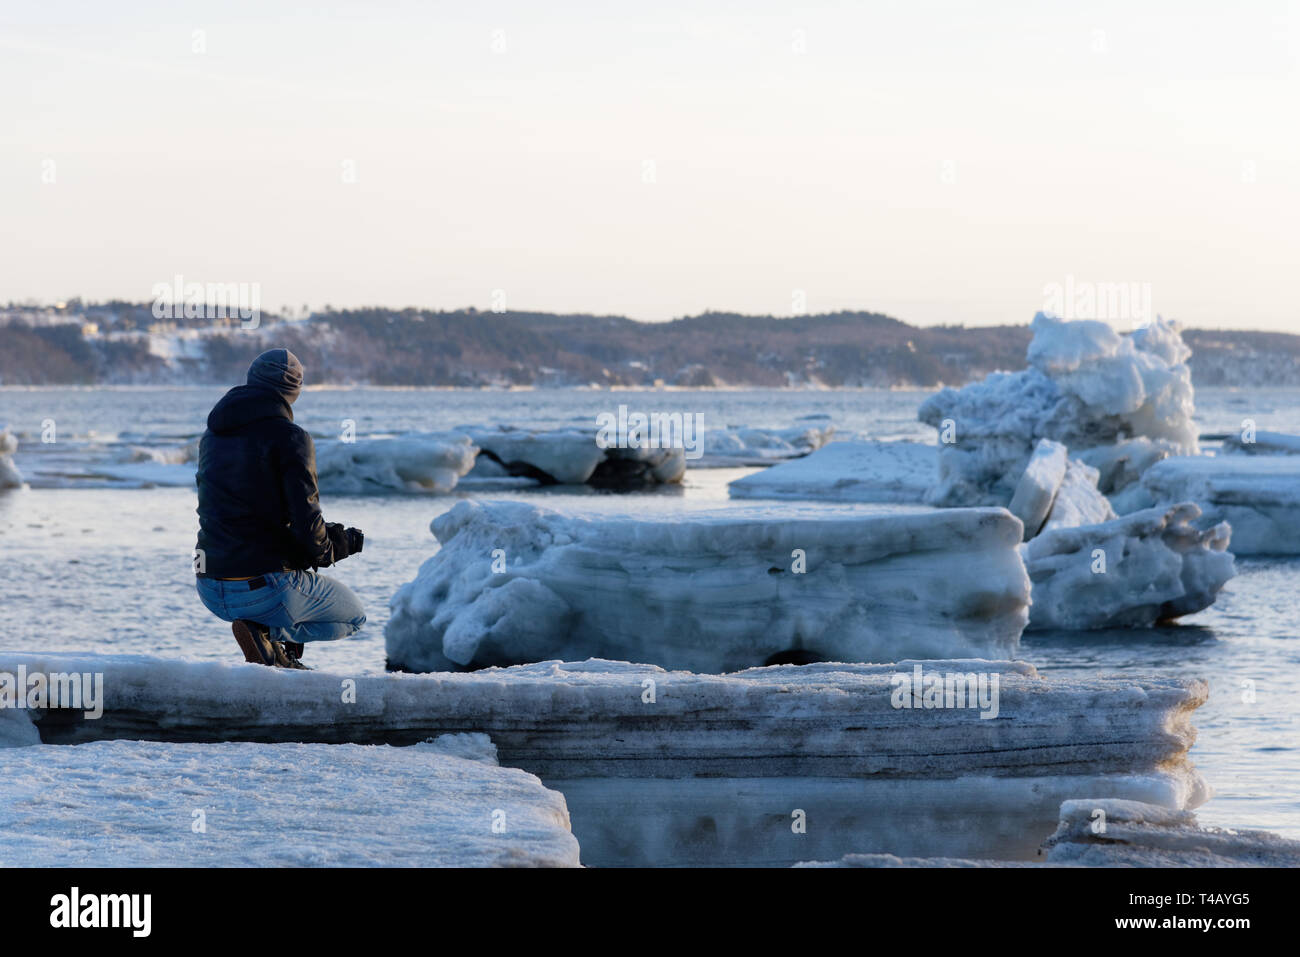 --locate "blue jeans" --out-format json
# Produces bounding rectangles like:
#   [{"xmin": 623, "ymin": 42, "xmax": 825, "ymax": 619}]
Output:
[{"xmin": 196, "ymin": 570, "xmax": 366, "ymax": 644}]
